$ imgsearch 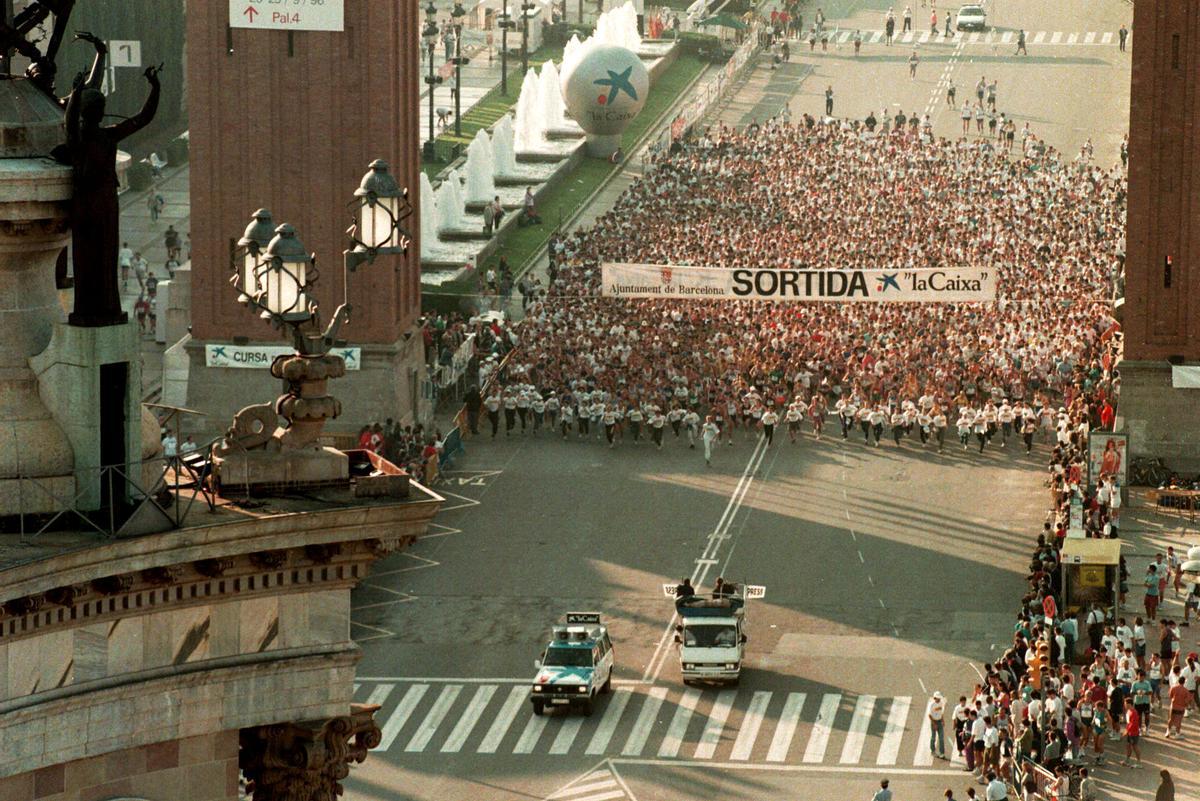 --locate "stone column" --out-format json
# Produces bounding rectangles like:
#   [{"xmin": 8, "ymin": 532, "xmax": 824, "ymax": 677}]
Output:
[
  {"xmin": 239, "ymin": 704, "xmax": 382, "ymax": 801},
  {"xmin": 0, "ymin": 80, "xmax": 76, "ymax": 514}
]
